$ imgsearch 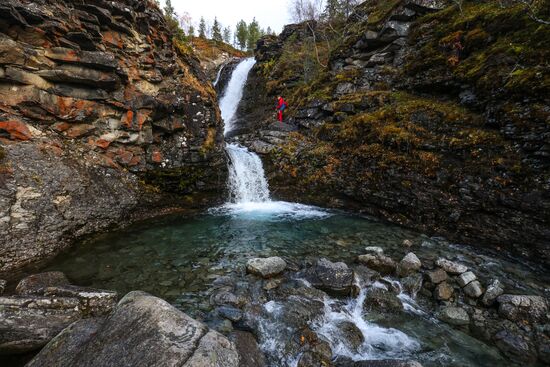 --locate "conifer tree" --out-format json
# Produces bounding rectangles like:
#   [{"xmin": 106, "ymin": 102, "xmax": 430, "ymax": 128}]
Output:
[
  {"xmin": 235, "ymin": 20, "xmax": 248, "ymax": 50},
  {"xmin": 246, "ymin": 17, "xmax": 260, "ymax": 51},
  {"xmin": 188, "ymin": 25, "xmax": 195, "ymax": 37},
  {"xmin": 212, "ymin": 17, "xmax": 223, "ymax": 41},
  {"xmin": 223, "ymin": 27, "xmax": 231, "ymax": 44},
  {"xmin": 198, "ymin": 17, "xmax": 207, "ymax": 38}
]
